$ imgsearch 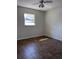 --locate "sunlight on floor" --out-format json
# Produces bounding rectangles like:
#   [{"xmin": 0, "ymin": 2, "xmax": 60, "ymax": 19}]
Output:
[{"xmin": 39, "ymin": 38, "xmax": 48, "ymax": 42}]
